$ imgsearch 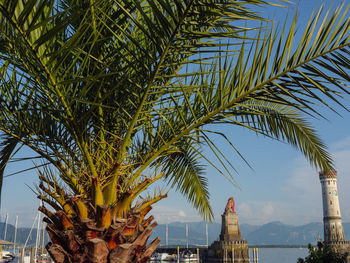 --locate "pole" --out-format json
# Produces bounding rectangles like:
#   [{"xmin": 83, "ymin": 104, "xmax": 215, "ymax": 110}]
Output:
[
  {"xmin": 197, "ymin": 248, "xmax": 199, "ymax": 263},
  {"xmin": 232, "ymin": 247, "xmax": 234, "ymax": 263},
  {"xmin": 21, "ymin": 213, "xmax": 38, "ymax": 263},
  {"xmin": 256, "ymin": 248, "xmax": 259, "ymax": 263},
  {"xmin": 20, "ymin": 248, "xmax": 24, "ymax": 263},
  {"xmin": 30, "ymin": 247, "xmax": 35, "ymax": 263},
  {"xmin": 186, "ymin": 224, "xmax": 188, "ymax": 249},
  {"xmin": 166, "ymin": 224, "xmax": 168, "ymax": 247},
  {"xmin": 177, "ymin": 246, "xmax": 180, "ymax": 263},
  {"xmin": 4, "ymin": 213, "xmax": 8, "ymax": 241},
  {"xmin": 42, "ymin": 222, "xmax": 46, "ymax": 255},
  {"xmin": 13, "ymin": 215, "xmax": 18, "ymax": 254},
  {"xmin": 206, "ymin": 223, "xmax": 208, "ymax": 247},
  {"xmin": 34, "ymin": 203, "xmax": 42, "ymax": 262},
  {"xmin": 252, "ymin": 248, "xmax": 255, "ymax": 263}
]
